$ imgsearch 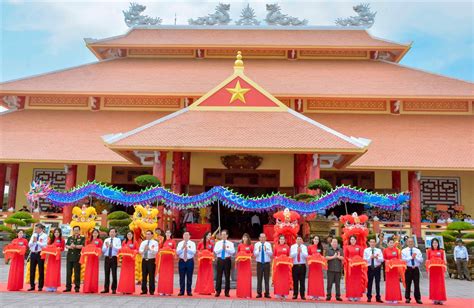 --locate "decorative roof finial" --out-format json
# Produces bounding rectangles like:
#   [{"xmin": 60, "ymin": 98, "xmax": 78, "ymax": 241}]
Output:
[
  {"xmin": 123, "ymin": 2, "xmax": 162, "ymax": 27},
  {"xmin": 234, "ymin": 51, "xmax": 244, "ymax": 73},
  {"xmin": 335, "ymin": 3, "xmax": 376, "ymax": 28}
]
